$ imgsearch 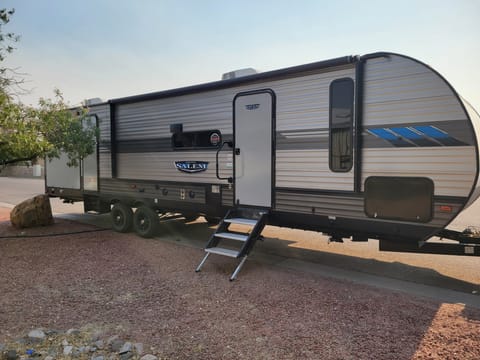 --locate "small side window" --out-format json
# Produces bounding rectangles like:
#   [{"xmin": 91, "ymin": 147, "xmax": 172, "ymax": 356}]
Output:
[{"xmin": 329, "ymin": 78, "xmax": 354, "ymax": 172}]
